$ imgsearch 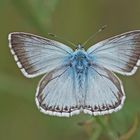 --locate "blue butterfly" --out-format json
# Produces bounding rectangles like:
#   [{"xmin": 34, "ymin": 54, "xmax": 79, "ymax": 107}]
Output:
[{"xmin": 8, "ymin": 31, "xmax": 140, "ymax": 117}]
